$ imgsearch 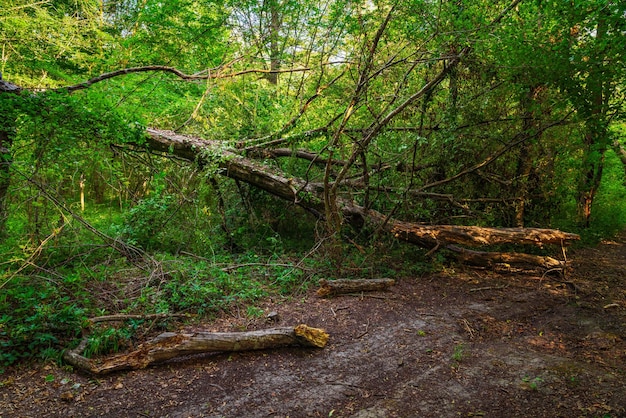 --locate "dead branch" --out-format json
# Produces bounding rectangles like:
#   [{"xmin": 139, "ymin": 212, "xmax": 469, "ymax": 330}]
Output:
[
  {"xmin": 250, "ymin": 148, "xmax": 349, "ymax": 167},
  {"xmin": 58, "ymin": 65, "xmax": 312, "ymax": 93},
  {"xmin": 89, "ymin": 313, "xmax": 193, "ymax": 324},
  {"xmin": 317, "ymin": 278, "xmax": 396, "ymax": 297},
  {"xmin": 357, "ymin": 208, "xmax": 579, "ymax": 248}
]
